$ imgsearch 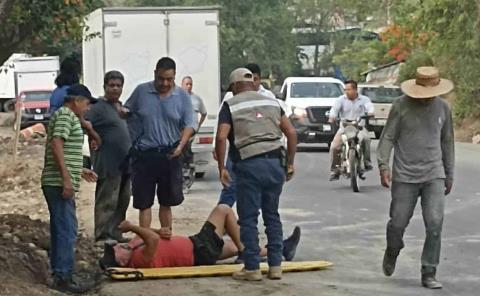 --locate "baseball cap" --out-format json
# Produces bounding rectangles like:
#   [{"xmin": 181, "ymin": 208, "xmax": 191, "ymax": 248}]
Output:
[
  {"xmin": 229, "ymin": 68, "xmax": 254, "ymax": 85},
  {"xmin": 66, "ymin": 84, "xmax": 98, "ymax": 104}
]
